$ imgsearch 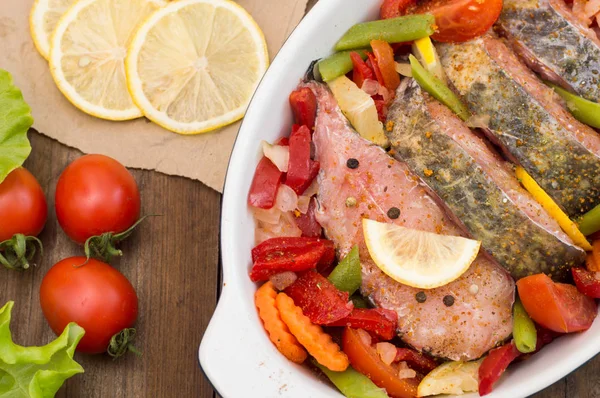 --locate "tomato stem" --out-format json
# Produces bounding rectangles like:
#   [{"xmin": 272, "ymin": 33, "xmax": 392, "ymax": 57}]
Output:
[
  {"xmin": 107, "ymin": 328, "xmax": 141, "ymax": 359},
  {"xmin": 83, "ymin": 215, "xmax": 156, "ymax": 264},
  {"xmin": 0, "ymin": 234, "xmax": 43, "ymax": 271}
]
